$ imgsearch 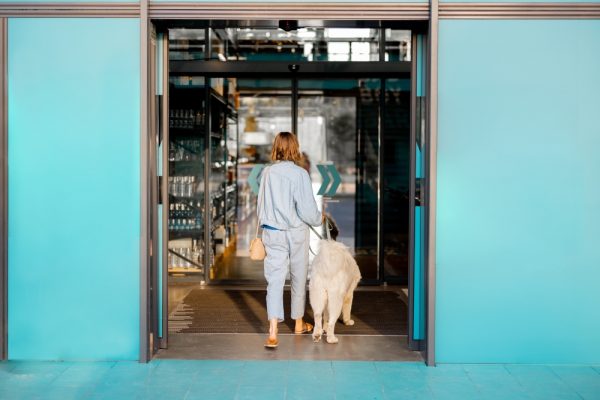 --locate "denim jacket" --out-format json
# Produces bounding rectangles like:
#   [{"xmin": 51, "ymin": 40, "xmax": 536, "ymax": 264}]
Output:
[{"xmin": 257, "ymin": 161, "xmax": 322, "ymax": 230}]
